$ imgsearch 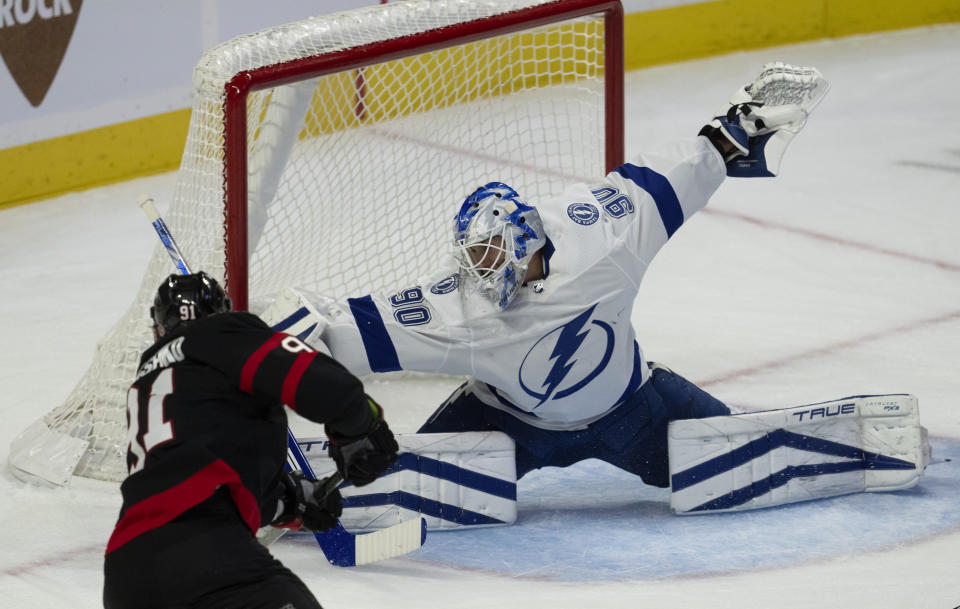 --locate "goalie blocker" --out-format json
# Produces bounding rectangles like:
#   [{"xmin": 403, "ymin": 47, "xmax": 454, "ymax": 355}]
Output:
[{"xmin": 668, "ymin": 394, "xmax": 930, "ymax": 514}]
